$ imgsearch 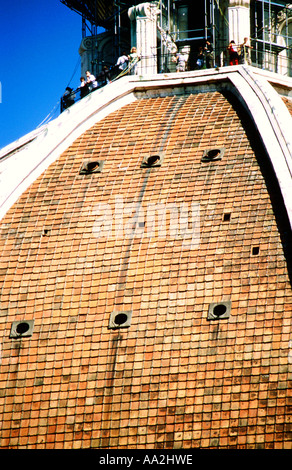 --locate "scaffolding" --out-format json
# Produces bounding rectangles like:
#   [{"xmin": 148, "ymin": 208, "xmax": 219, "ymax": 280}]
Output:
[
  {"xmin": 60, "ymin": 1, "xmax": 221, "ymax": 63},
  {"xmin": 252, "ymin": 0, "xmax": 292, "ymax": 76},
  {"xmin": 60, "ymin": 0, "xmax": 292, "ymax": 76}
]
